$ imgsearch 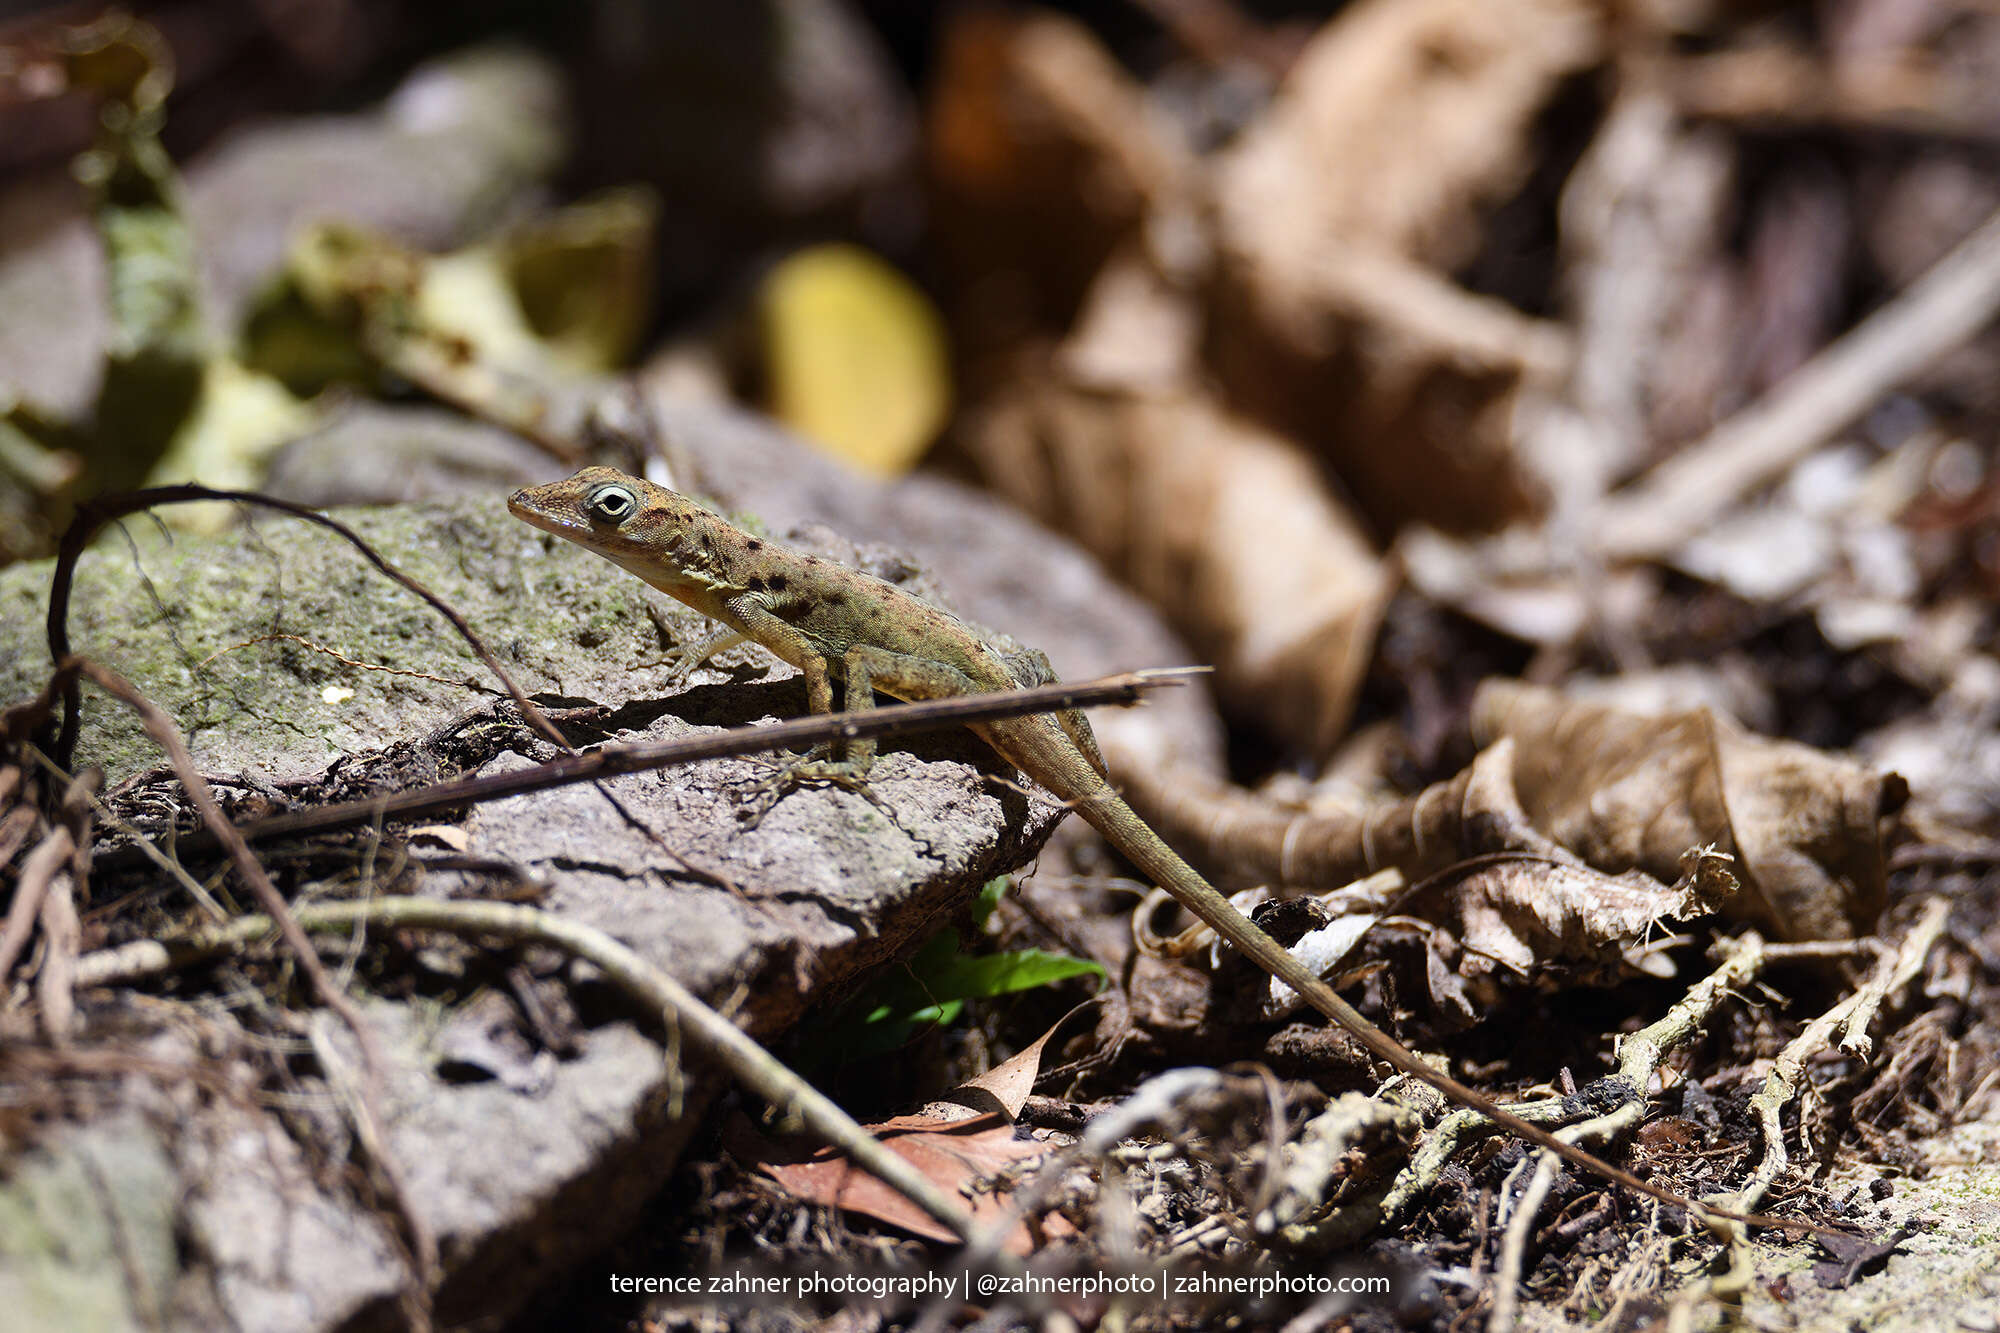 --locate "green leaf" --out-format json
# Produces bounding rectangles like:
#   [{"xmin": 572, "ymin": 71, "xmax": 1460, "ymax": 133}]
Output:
[
  {"xmin": 972, "ymin": 877, "xmax": 1009, "ymax": 929},
  {"xmin": 915, "ymin": 948, "xmax": 1103, "ymax": 1001},
  {"xmin": 790, "ymin": 904, "xmax": 1103, "ymax": 1071}
]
